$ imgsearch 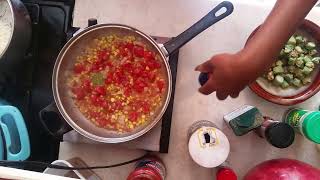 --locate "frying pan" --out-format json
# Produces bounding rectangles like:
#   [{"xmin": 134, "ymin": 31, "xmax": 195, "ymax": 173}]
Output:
[{"xmin": 49, "ymin": 1, "xmax": 234, "ymax": 143}]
